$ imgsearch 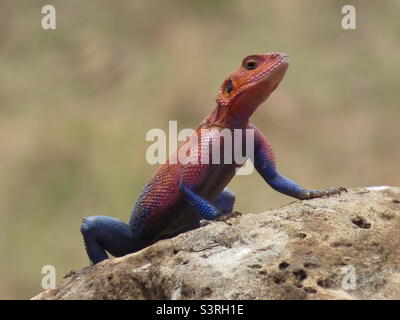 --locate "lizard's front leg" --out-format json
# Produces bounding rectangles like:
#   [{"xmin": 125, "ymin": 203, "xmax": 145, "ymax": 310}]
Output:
[
  {"xmin": 178, "ymin": 148, "xmax": 236, "ymax": 220},
  {"xmin": 180, "ymin": 183, "xmax": 226, "ymax": 220},
  {"xmin": 178, "ymin": 129, "xmax": 236, "ymax": 220},
  {"xmin": 248, "ymin": 124, "xmax": 346, "ymax": 200}
]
